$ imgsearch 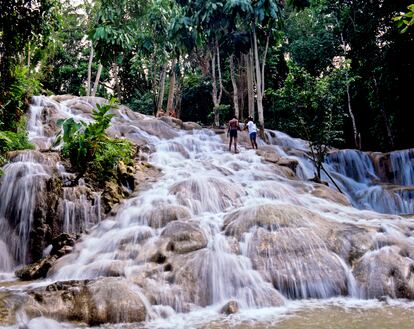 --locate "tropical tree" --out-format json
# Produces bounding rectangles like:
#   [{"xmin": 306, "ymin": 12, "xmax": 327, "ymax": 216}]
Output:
[
  {"xmin": 0, "ymin": 0, "xmax": 61, "ymax": 130},
  {"xmin": 92, "ymin": 0, "xmax": 144, "ymax": 100}
]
